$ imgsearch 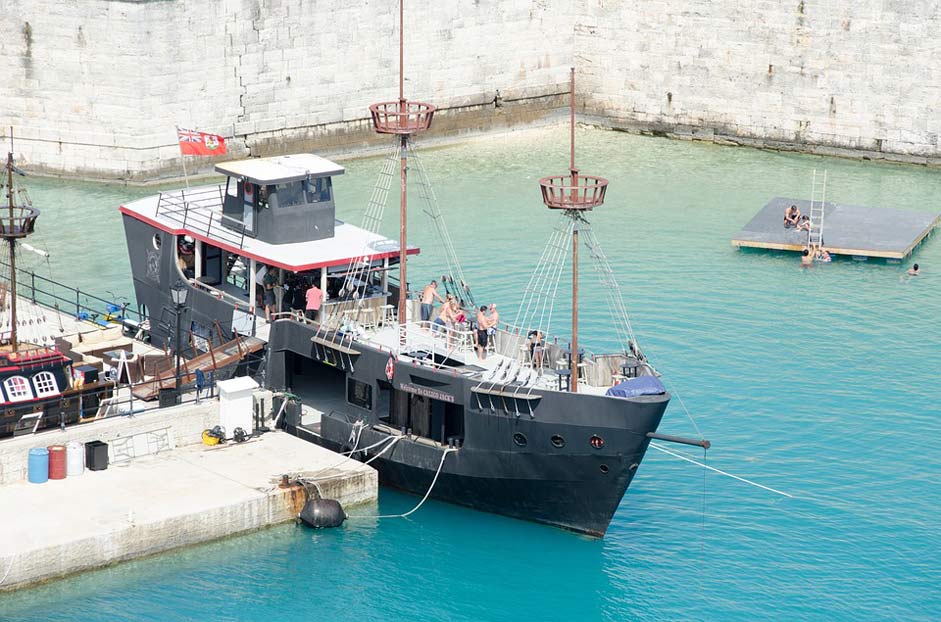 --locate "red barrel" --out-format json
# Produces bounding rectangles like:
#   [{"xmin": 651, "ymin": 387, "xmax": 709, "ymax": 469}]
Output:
[{"xmin": 47, "ymin": 445, "xmax": 67, "ymax": 480}]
